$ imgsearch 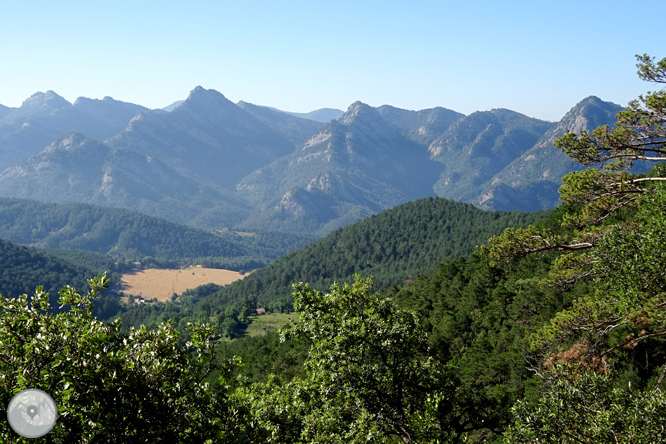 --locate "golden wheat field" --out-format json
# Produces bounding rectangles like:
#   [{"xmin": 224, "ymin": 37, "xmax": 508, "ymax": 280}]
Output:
[{"xmin": 121, "ymin": 267, "xmax": 248, "ymax": 301}]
